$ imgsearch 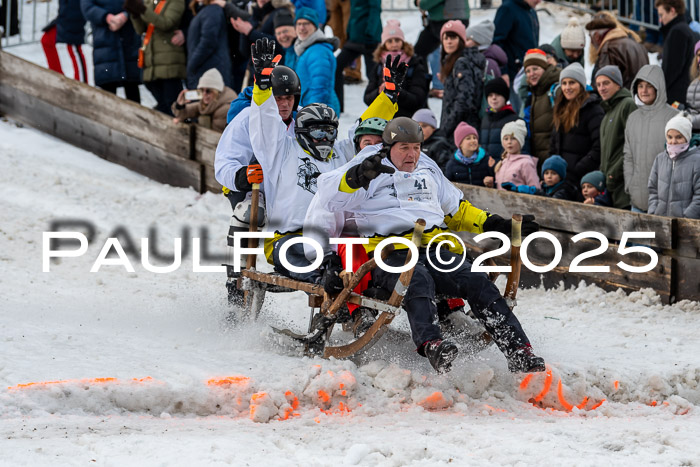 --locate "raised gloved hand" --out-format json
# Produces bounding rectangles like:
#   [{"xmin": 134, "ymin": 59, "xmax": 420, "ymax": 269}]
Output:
[
  {"xmin": 501, "ymin": 182, "xmax": 538, "ymax": 194},
  {"xmin": 344, "ymin": 148, "xmax": 396, "ymax": 190},
  {"xmin": 250, "ymin": 38, "xmax": 280, "ymax": 90},
  {"xmin": 123, "ymin": 0, "xmax": 146, "ymax": 17},
  {"xmin": 234, "ymin": 164, "xmax": 263, "ymax": 191},
  {"xmin": 320, "ymin": 253, "xmax": 344, "ymax": 295},
  {"xmin": 482, "ymin": 214, "xmax": 539, "ymax": 237},
  {"xmin": 382, "ymin": 54, "xmax": 408, "ymax": 103}
]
